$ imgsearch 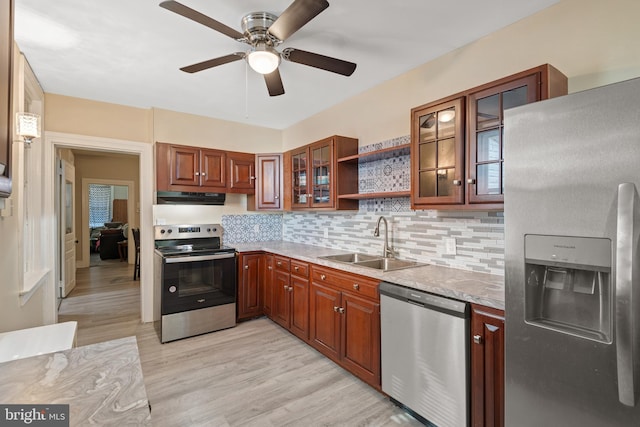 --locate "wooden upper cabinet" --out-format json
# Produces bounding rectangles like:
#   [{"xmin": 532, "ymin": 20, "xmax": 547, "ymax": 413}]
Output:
[
  {"xmin": 411, "ymin": 96, "xmax": 465, "ymax": 206},
  {"xmin": 253, "ymin": 154, "xmax": 282, "ymax": 210},
  {"xmin": 169, "ymin": 145, "xmax": 200, "ymax": 187},
  {"xmin": 227, "ymin": 151, "xmax": 255, "ymax": 193},
  {"xmin": 285, "ymin": 135, "xmax": 358, "ymax": 211},
  {"xmin": 201, "ymin": 149, "xmax": 226, "ymax": 189},
  {"xmin": 156, "ymin": 142, "xmax": 256, "ymax": 194},
  {"xmin": 411, "ymin": 64, "xmax": 567, "ymax": 210}
]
